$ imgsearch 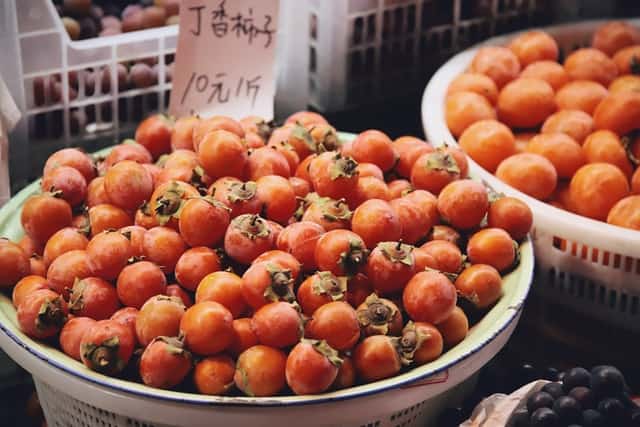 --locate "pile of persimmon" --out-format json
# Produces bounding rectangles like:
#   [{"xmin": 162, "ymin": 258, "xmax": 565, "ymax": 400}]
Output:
[
  {"xmin": 445, "ymin": 20, "xmax": 640, "ymax": 231},
  {"xmin": 0, "ymin": 110, "xmax": 532, "ymax": 397}
]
